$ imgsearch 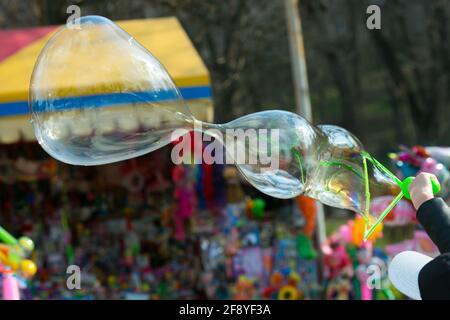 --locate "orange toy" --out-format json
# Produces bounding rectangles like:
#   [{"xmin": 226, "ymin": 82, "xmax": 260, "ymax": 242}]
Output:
[
  {"xmin": 233, "ymin": 276, "xmax": 256, "ymax": 300},
  {"xmin": 296, "ymin": 196, "xmax": 316, "ymax": 237},
  {"xmin": 352, "ymin": 215, "xmax": 383, "ymax": 247}
]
